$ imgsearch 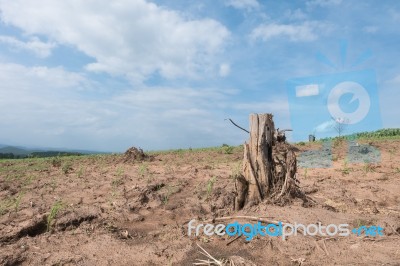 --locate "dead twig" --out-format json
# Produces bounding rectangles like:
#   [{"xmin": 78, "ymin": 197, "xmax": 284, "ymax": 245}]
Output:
[
  {"xmin": 388, "ymin": 224, "xmax": 400, "ymax": 237},
  {"xmin": 226, "ymin": 235, "xmax": 241, "ymax": 246},
  {"xmin": 225, "ymin": 118, "xmax": 249, "ymax": 134},
  {"xmin": 290, "ymin": 257, "xmax": 305, "ymax": 266},
  {"xmin": 314, "ymin": 240, "xmax": 325, "ymax": 254},
  {"xmin": 321, "ymin": 239, "xmax": 330, "ymax": 256},
  {"xmin": 194, "ymin": 243, "xmax": 224, "ymax": 265}
]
